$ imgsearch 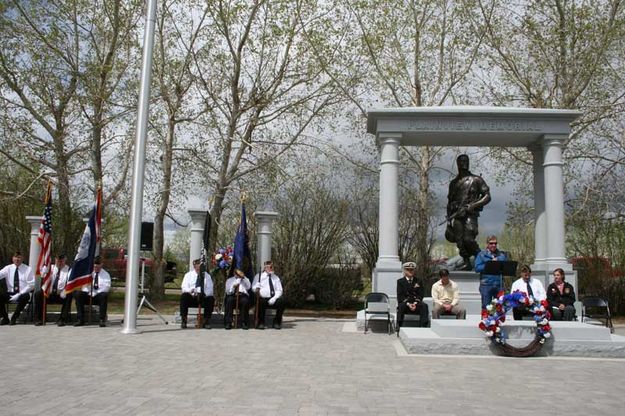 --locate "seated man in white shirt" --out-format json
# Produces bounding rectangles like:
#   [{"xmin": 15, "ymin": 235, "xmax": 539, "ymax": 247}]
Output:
[
  {"xmin": 224, "ymin": 270, "xmax": 251, "ymax": 330},
  {"xmin": 0, "ymin": 251, "xmax": 35, "ymax": 325},
  {"xmin": 34, "ymin": 254, "xmax": 73, "ymax": 326},
  {"xmin": 431, "ymin": 269, "xmax": 466, "ymax": 319},
  {"xmin": 510, "ymin": 264, "xmax": 546, "ymax": 320},
  {"xmin": 74, "ymin": 256, "xmax": 111, "ymax": 327},
  {"xmin": 252, "ymin": 260, "xmax": 285, "ymax": 330},
  {"xmin": 179, "ymin": 258, "xmax": 215, "ymax": 329}
]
